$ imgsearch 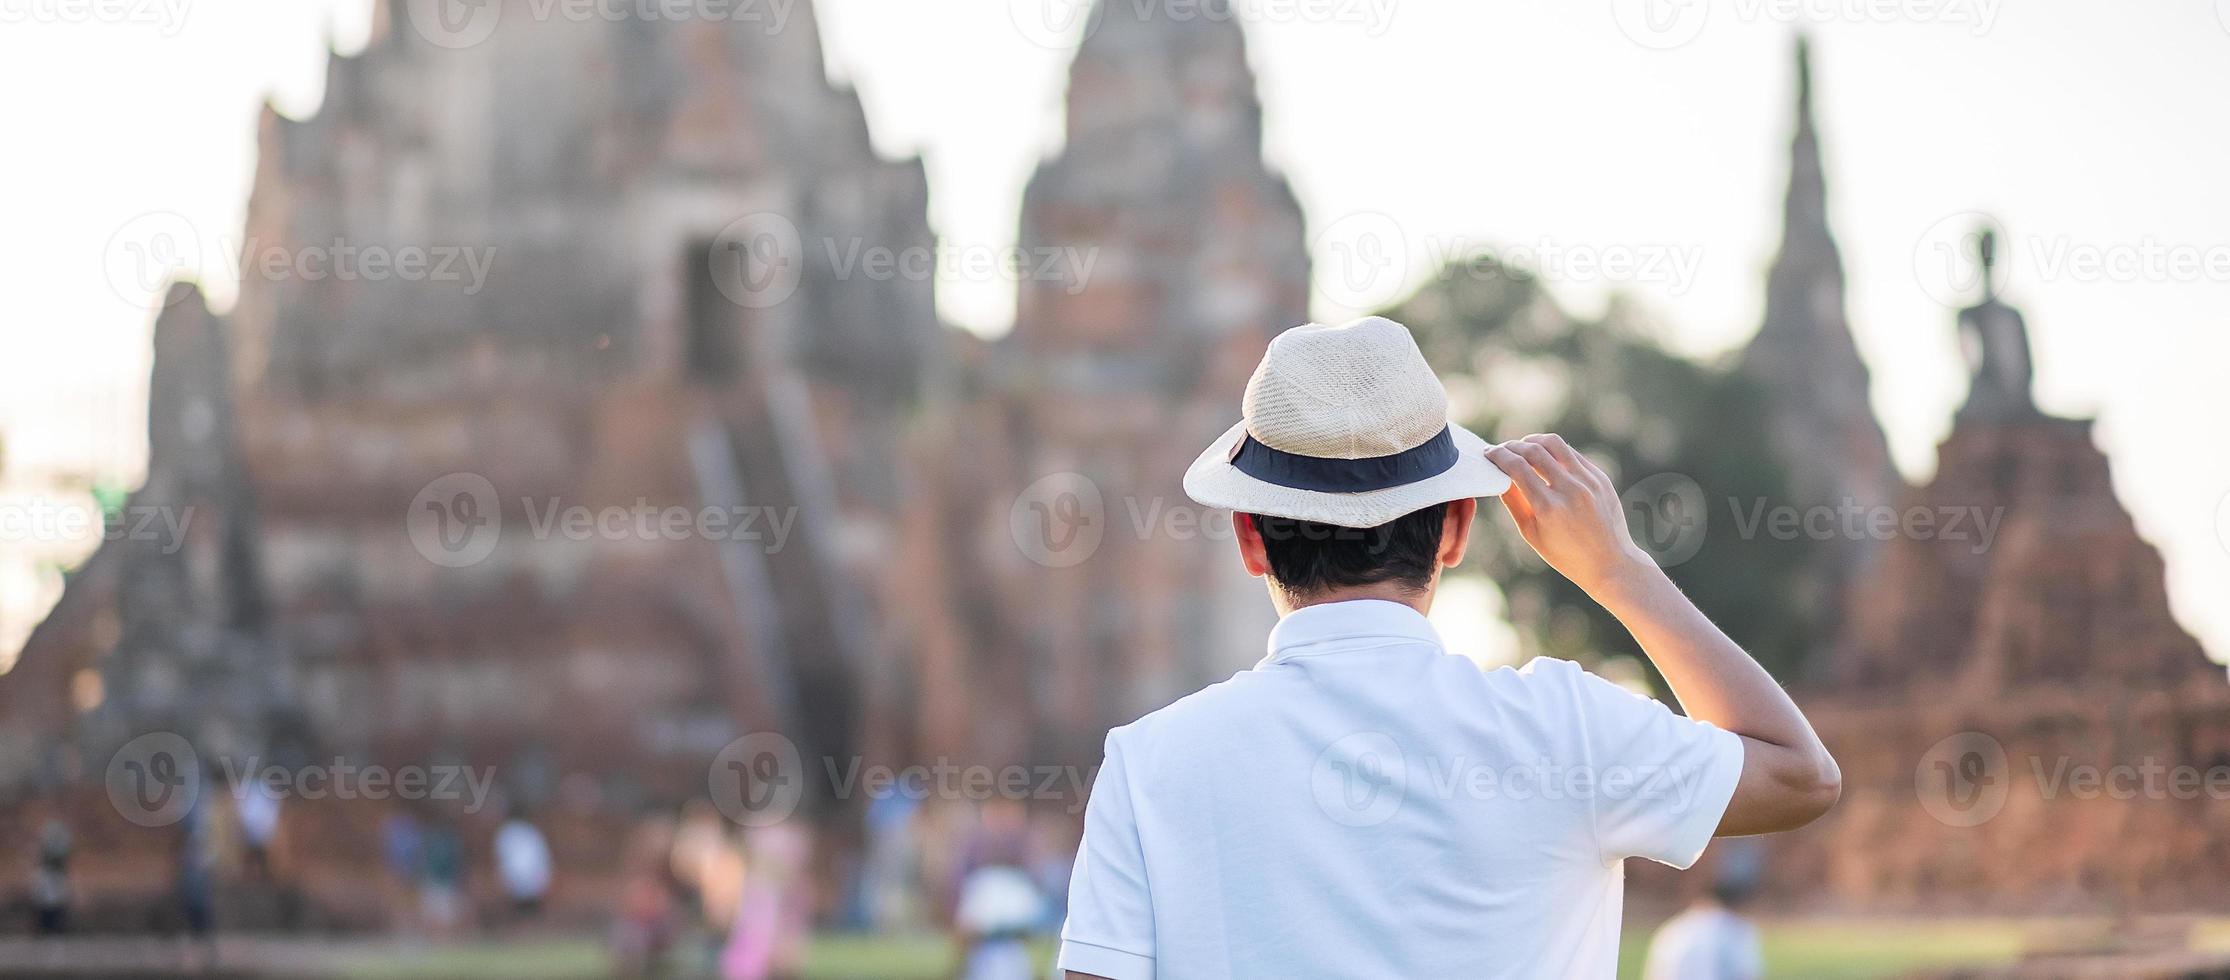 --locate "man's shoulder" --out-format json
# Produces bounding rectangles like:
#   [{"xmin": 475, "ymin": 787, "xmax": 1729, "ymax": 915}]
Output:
[
  {"xmin": 1105, "ymin": 667, "xmax": 1282, "ymax": 752},
  {"xmin": 1509, "ymin": 654, "xmax": 1646, "ymax": 705},
  {"xmin": 1512, "ymin": 654, "xmax": 1591, "ymax": 685}
]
